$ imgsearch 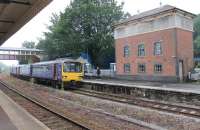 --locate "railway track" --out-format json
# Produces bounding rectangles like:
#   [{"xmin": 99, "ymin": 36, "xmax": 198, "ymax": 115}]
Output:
[
  {"xmin": 0, "ymin": 80, "xmax": 89, "ymax": 130},
  {"xmin": 73, "ymin": 88, "xmax": 200, "ymax": 119},
  {"xmin": 0, "ymin": 79, "xmax": 164, "ymax": 130}
]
